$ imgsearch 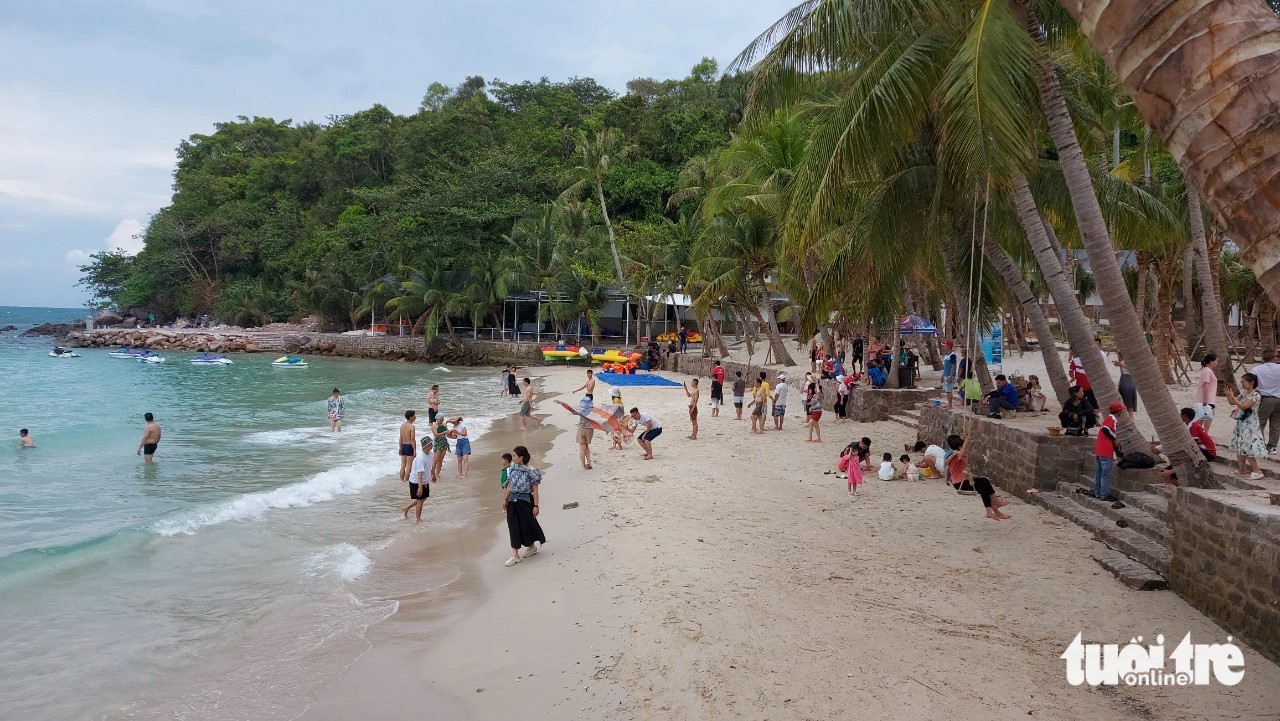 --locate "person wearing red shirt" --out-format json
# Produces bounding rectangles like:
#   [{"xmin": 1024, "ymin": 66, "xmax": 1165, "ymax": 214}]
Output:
[
  {"xmin": 1151, "ymin": 407, "xmax": 1219, "ymax": 484},
  {"xmin": 709, "ymin": 361, "xmax": 725, "ymax": 417},
  {"xmin": 1092, "ymin": 401, "xmax": 1125, "ymax": 500}
]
